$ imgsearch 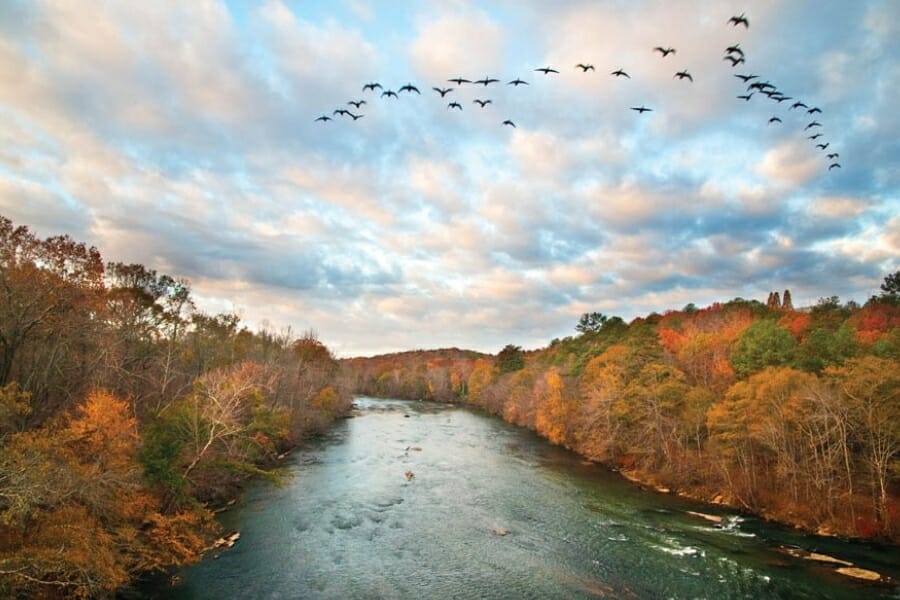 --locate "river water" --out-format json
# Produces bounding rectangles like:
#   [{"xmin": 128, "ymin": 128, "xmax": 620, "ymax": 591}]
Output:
[{"xmin": 148, "ymin": 397, "xmax": 900, "ymax": 599}]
